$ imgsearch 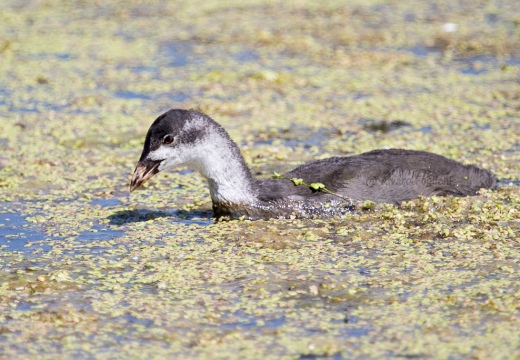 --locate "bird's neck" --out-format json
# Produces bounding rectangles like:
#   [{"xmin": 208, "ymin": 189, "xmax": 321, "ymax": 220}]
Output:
[{"xmin": 190, "ymin": 131, "xmax": 257, "ymax": 204}]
